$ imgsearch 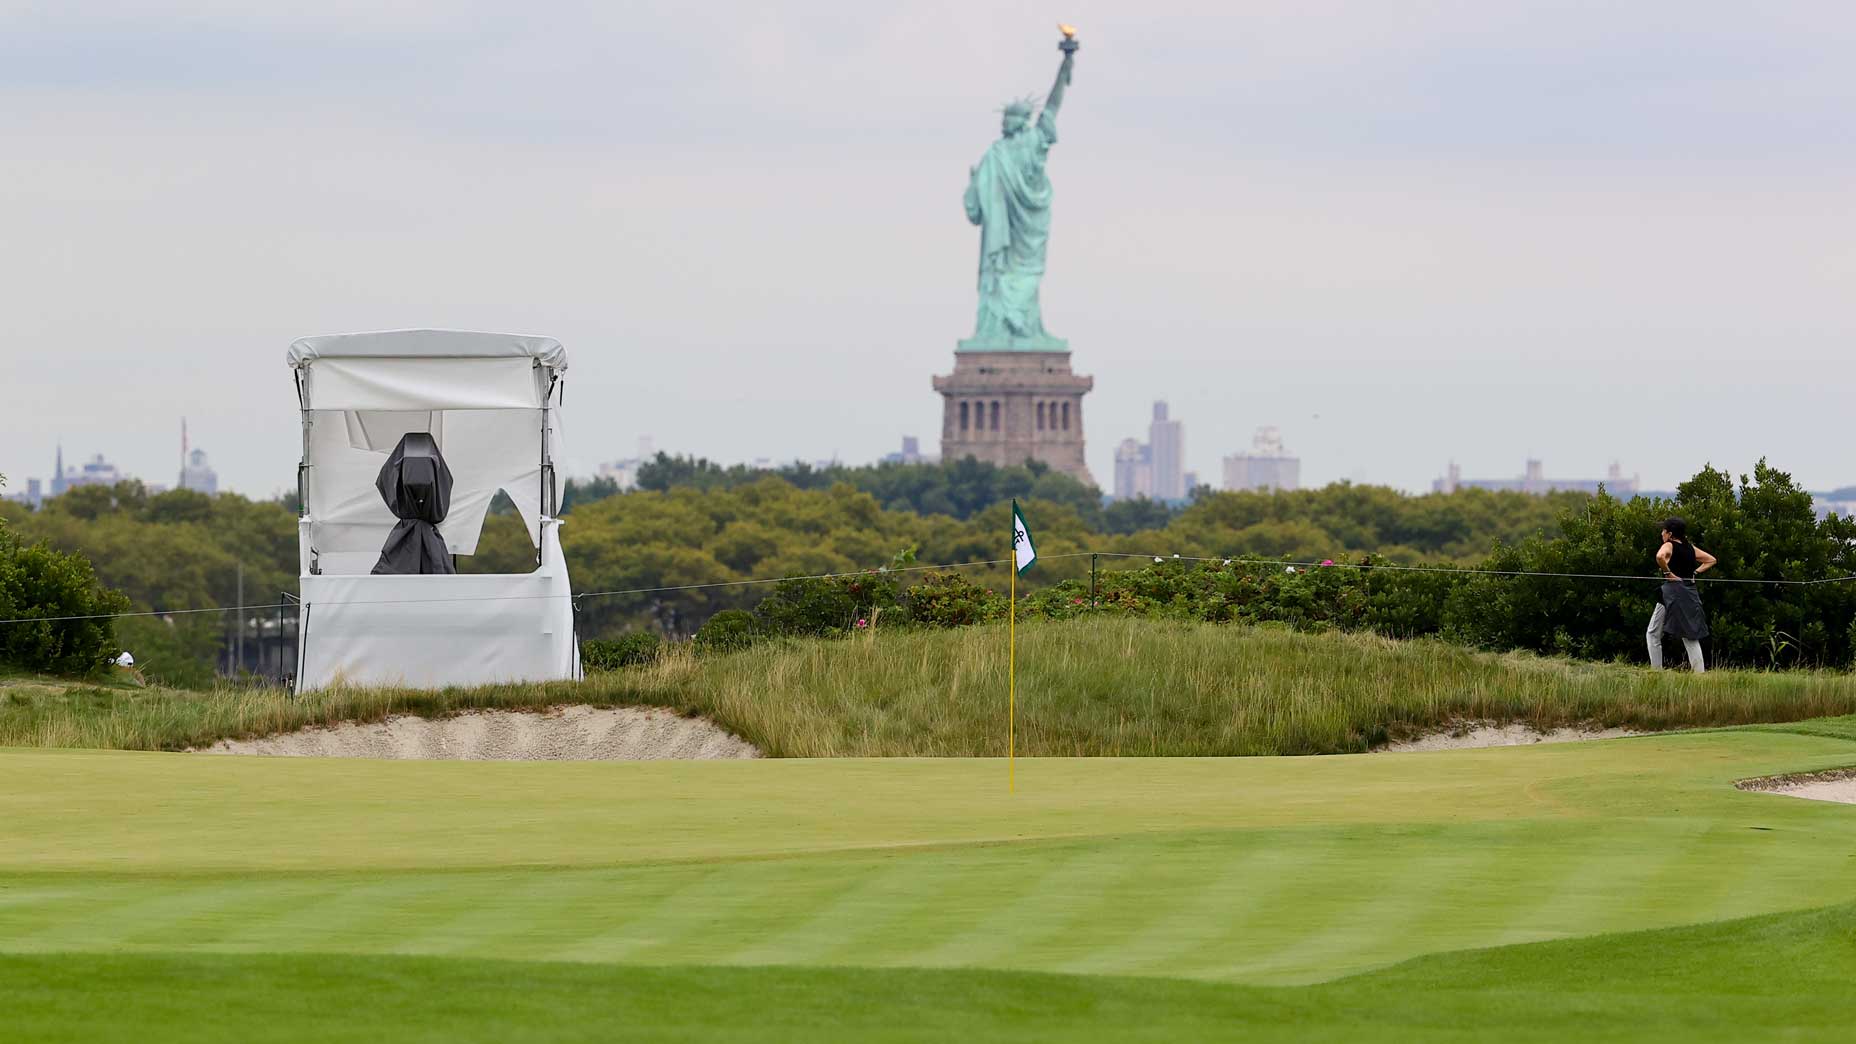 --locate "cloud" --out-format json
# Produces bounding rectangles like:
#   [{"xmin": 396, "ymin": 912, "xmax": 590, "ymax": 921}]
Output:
[{"xmin": 8, "ymin": 2, "xmax": 1856, "ymax": 154}]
